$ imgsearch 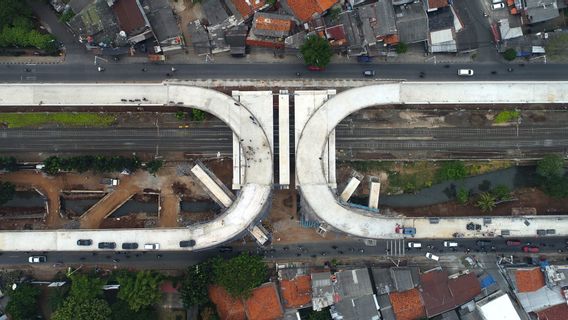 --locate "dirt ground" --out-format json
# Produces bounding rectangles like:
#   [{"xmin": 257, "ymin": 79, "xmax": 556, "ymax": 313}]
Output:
[
  {"xmin": 170, "ymin": 0, "xmax": 203, "ymax": 50},
  {"xmin": 391, "ymin": 188, "xmax": 568, "ymax": 217},
  {"xmin": 0, "ymin": 158, "xmax": 233, "ymax": 230}
]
